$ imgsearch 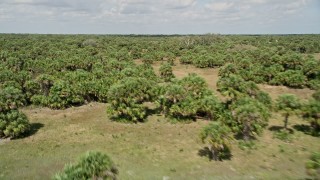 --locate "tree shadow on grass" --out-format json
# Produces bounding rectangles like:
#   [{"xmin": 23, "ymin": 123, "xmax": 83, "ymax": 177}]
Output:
[
  {"xmin": 146, "ymin": 107, "xmax": 161, "ymax": 117},
  {"xmin": 293, "ymin": 124, "xmax": 319, "ymax": 137},
  {"xmin": 268, "ymin": 125, "xmax": 294, "ymax": 134},
  {"xmin": 17, "ymin": 123, "xmax": 44, "ymax": 139},
  {"xmin": 293, "ymin": 124, "xmax": 310, "ymax": 133},
  {"xmin": 198, "ymin": 147, "xmax": 232, "ymax": 161},
  {"xmin": 198, "ymin": 147, "xmax": 213, "ymax": 160}
]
